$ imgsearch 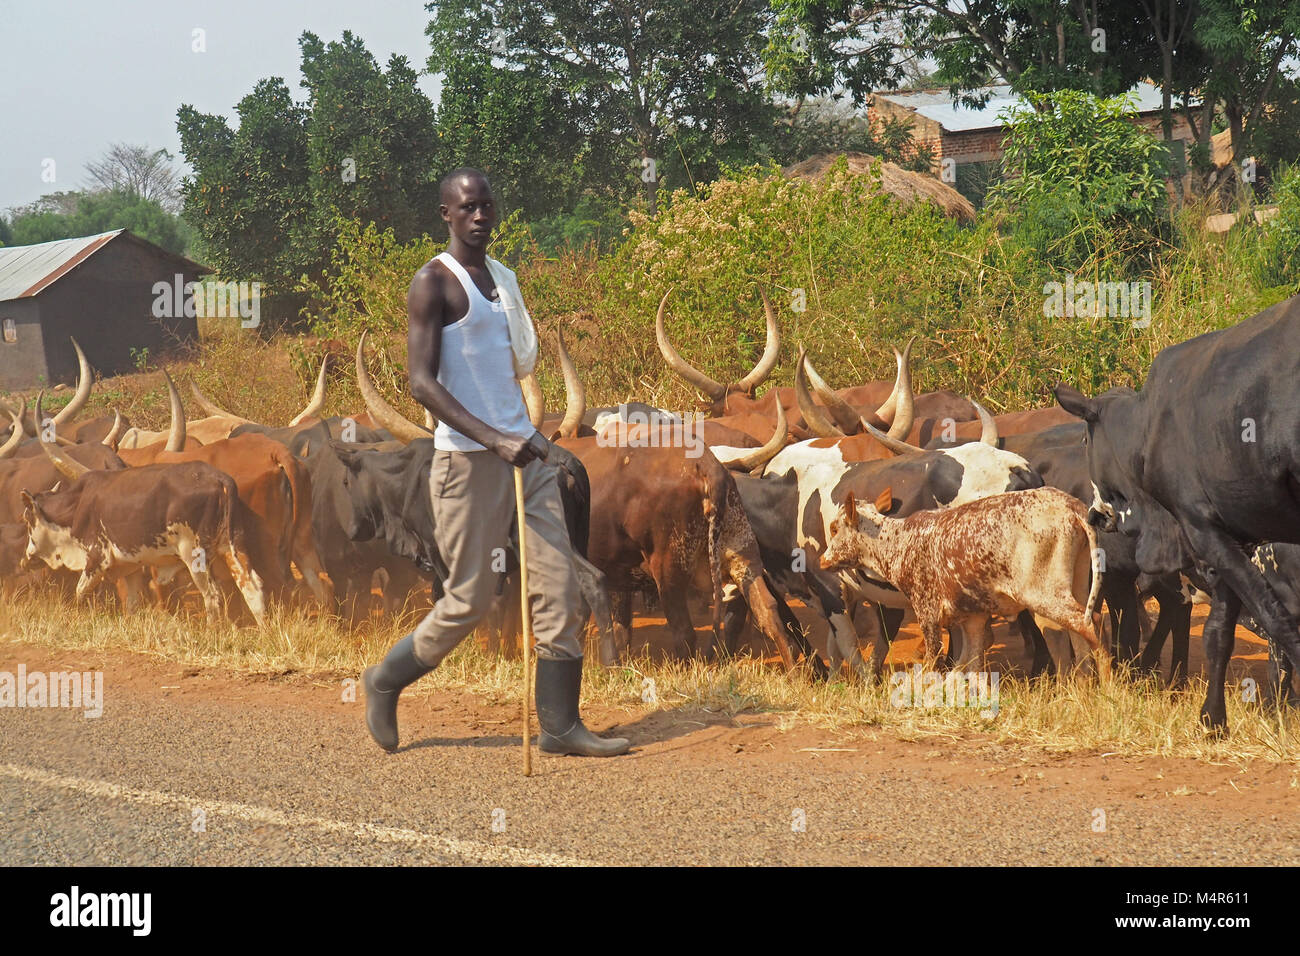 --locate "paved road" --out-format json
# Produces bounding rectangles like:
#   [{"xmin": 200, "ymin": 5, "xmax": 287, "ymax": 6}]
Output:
[{"xmin": 3, "ymin": 643, "xmax": 1299, "ymax": 866}]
